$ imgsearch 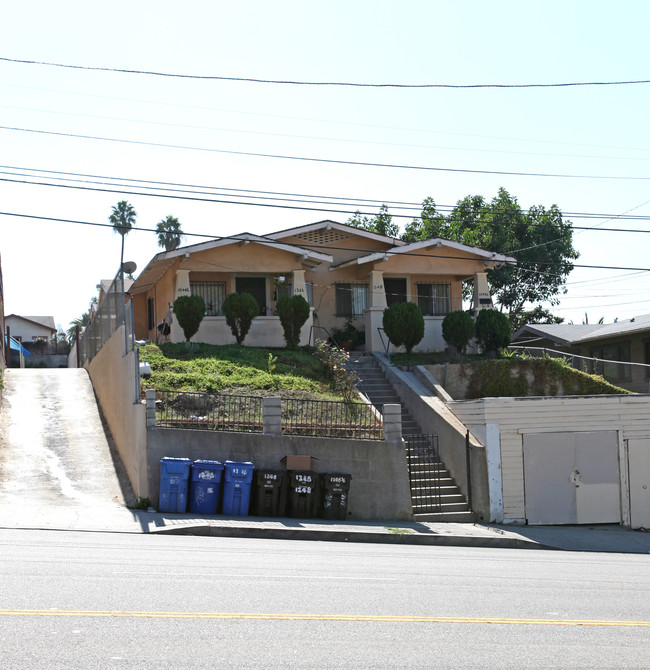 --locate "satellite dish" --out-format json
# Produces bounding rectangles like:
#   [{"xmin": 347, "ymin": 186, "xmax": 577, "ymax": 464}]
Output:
[{"xmin": 122, "ymin": 261, "xmax": 137, "ymax": 274}]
